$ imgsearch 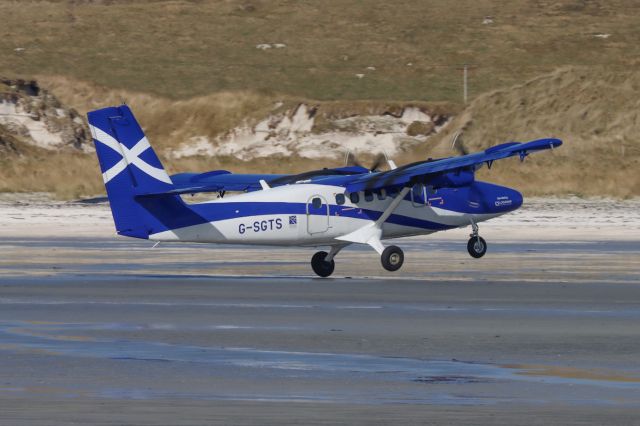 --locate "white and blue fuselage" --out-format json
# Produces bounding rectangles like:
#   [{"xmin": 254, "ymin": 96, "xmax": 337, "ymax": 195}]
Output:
[{"xmin": 150, "ymin": 182, "xmax": 522, "ymax": 246}]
